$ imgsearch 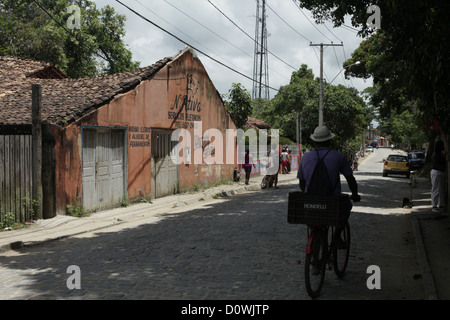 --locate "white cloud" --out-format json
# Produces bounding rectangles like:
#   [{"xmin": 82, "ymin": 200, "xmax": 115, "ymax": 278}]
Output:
[{"xmin": 94, "ymin": 0, "xmax": 372, "ymax": 97}]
